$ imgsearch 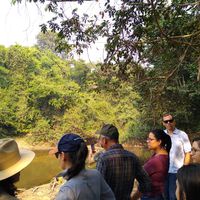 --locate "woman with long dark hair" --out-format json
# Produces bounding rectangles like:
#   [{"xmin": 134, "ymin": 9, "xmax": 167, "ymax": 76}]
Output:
[
  {"xmin": 176, "ymin": 163, "xmax": 200, "ymax": 200},
  {"xmin": 141, "ymin": 129, "xmax": 171, "ymax": 200},
  {"xmin": 50, "ymin": 133, "xmax": 115, "ymax": 200}
]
